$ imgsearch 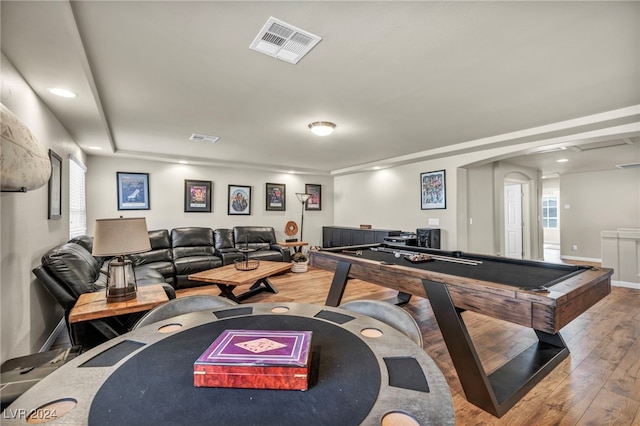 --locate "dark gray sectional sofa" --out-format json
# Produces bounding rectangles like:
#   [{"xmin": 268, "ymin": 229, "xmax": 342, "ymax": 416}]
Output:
[{"xmin": 32, "ymin": 226, "xmax": 287, "ymax": 349}]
